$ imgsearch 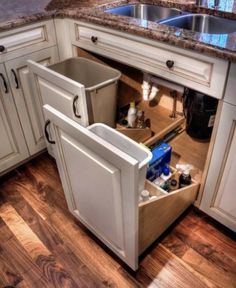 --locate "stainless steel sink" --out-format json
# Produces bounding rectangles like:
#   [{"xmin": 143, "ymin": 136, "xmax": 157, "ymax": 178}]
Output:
[
  {"xmin": 105, "ymin": 4, "xmax": 182, "ymax": 22},
  {"xmin": 160, "ymin": 14, "xmax": 236, "ymax": 34}
]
